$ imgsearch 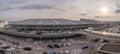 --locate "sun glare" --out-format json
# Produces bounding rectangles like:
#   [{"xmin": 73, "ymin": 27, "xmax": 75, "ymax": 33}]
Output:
[{"xmin": 101, "ymin": 6, "xmax": 109, "ymax": 14}]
